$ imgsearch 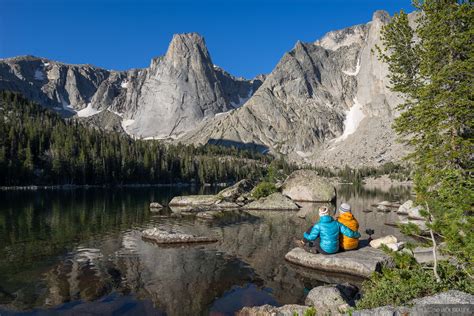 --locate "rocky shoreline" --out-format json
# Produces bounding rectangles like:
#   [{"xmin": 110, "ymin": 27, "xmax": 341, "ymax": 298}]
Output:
[
  {"xmin": 150, "ymin": 170, "xmax": 337, "ymax": 216},
  {"xmin": 0, "ymin": 182, "xmax": 231, "ymax": 191},
  {"xmin": 141, "ymin": 170, "xmax": 473, "ymax": 315},
  {"xmin": 238, "ymin": 289, "xmax": 474, "ymax": 316}
]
